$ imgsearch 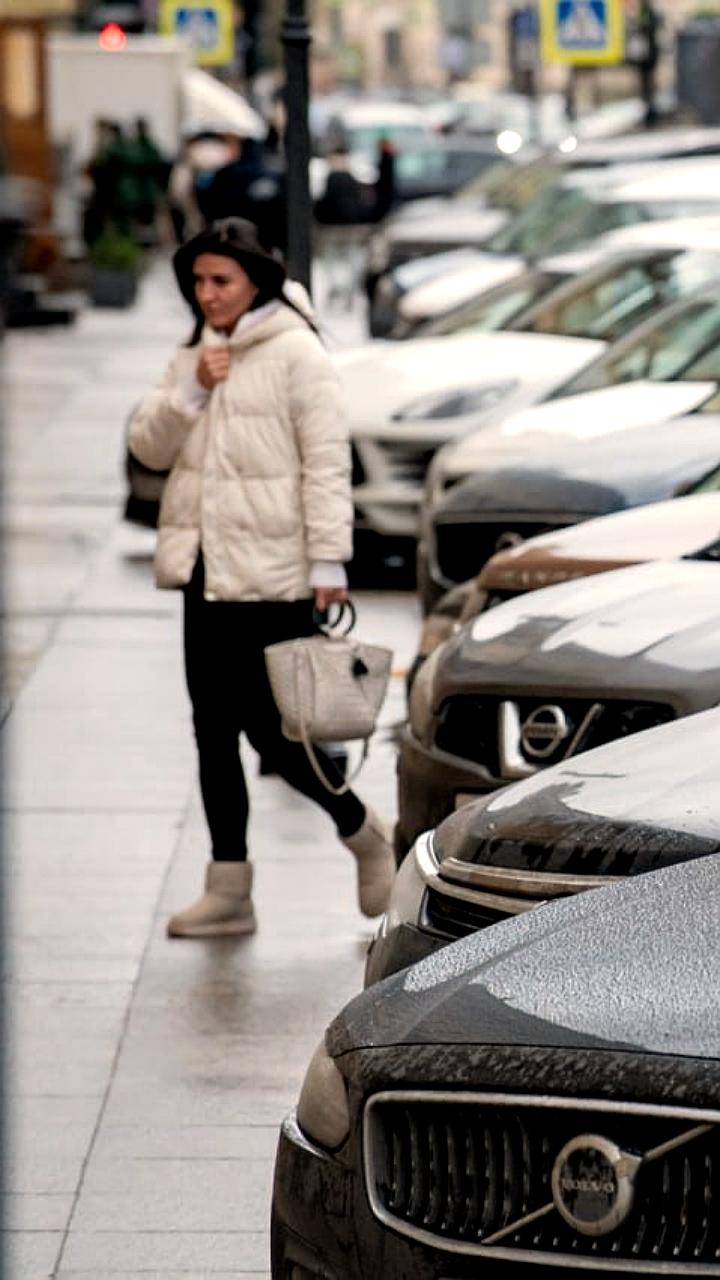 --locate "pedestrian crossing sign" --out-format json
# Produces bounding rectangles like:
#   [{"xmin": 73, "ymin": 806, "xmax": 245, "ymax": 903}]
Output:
[
  {"xmin": 540, "ymin": 0, "xmax": 624, "ymax": 64},
  {"xmin": 159, "ymin": 0, "xmax": 234, "ymax": 66}
]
